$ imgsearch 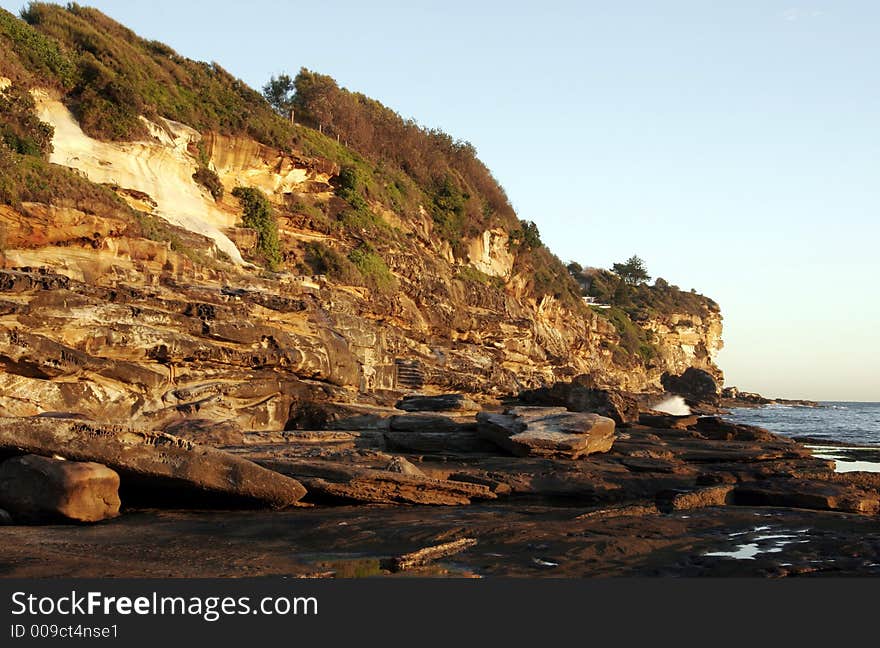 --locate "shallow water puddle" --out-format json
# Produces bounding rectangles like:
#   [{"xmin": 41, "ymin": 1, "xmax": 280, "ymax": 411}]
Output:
[
  {"xmin": 807, "ymin": 445, "xmax": 880, "ymax": 473},
  {"xmin": 704, "ymin": 528, "xmax": 809, "ymax": 560}
]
